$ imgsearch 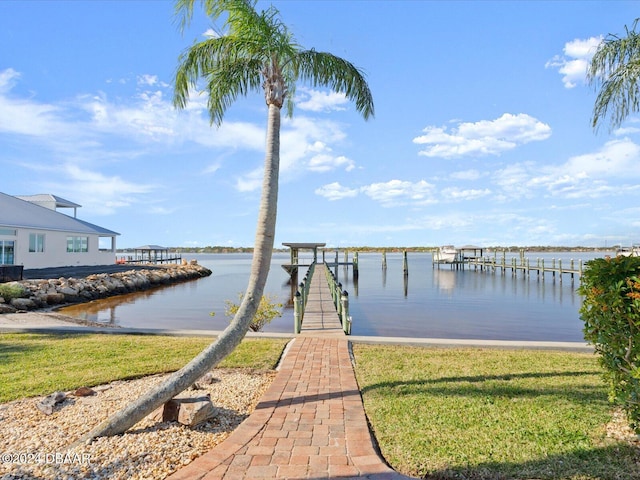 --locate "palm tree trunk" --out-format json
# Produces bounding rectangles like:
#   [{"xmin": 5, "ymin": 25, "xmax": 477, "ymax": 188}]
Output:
[{"xmin": 71, "ymin": 104, "xmax": 281, "ymax": 446}]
